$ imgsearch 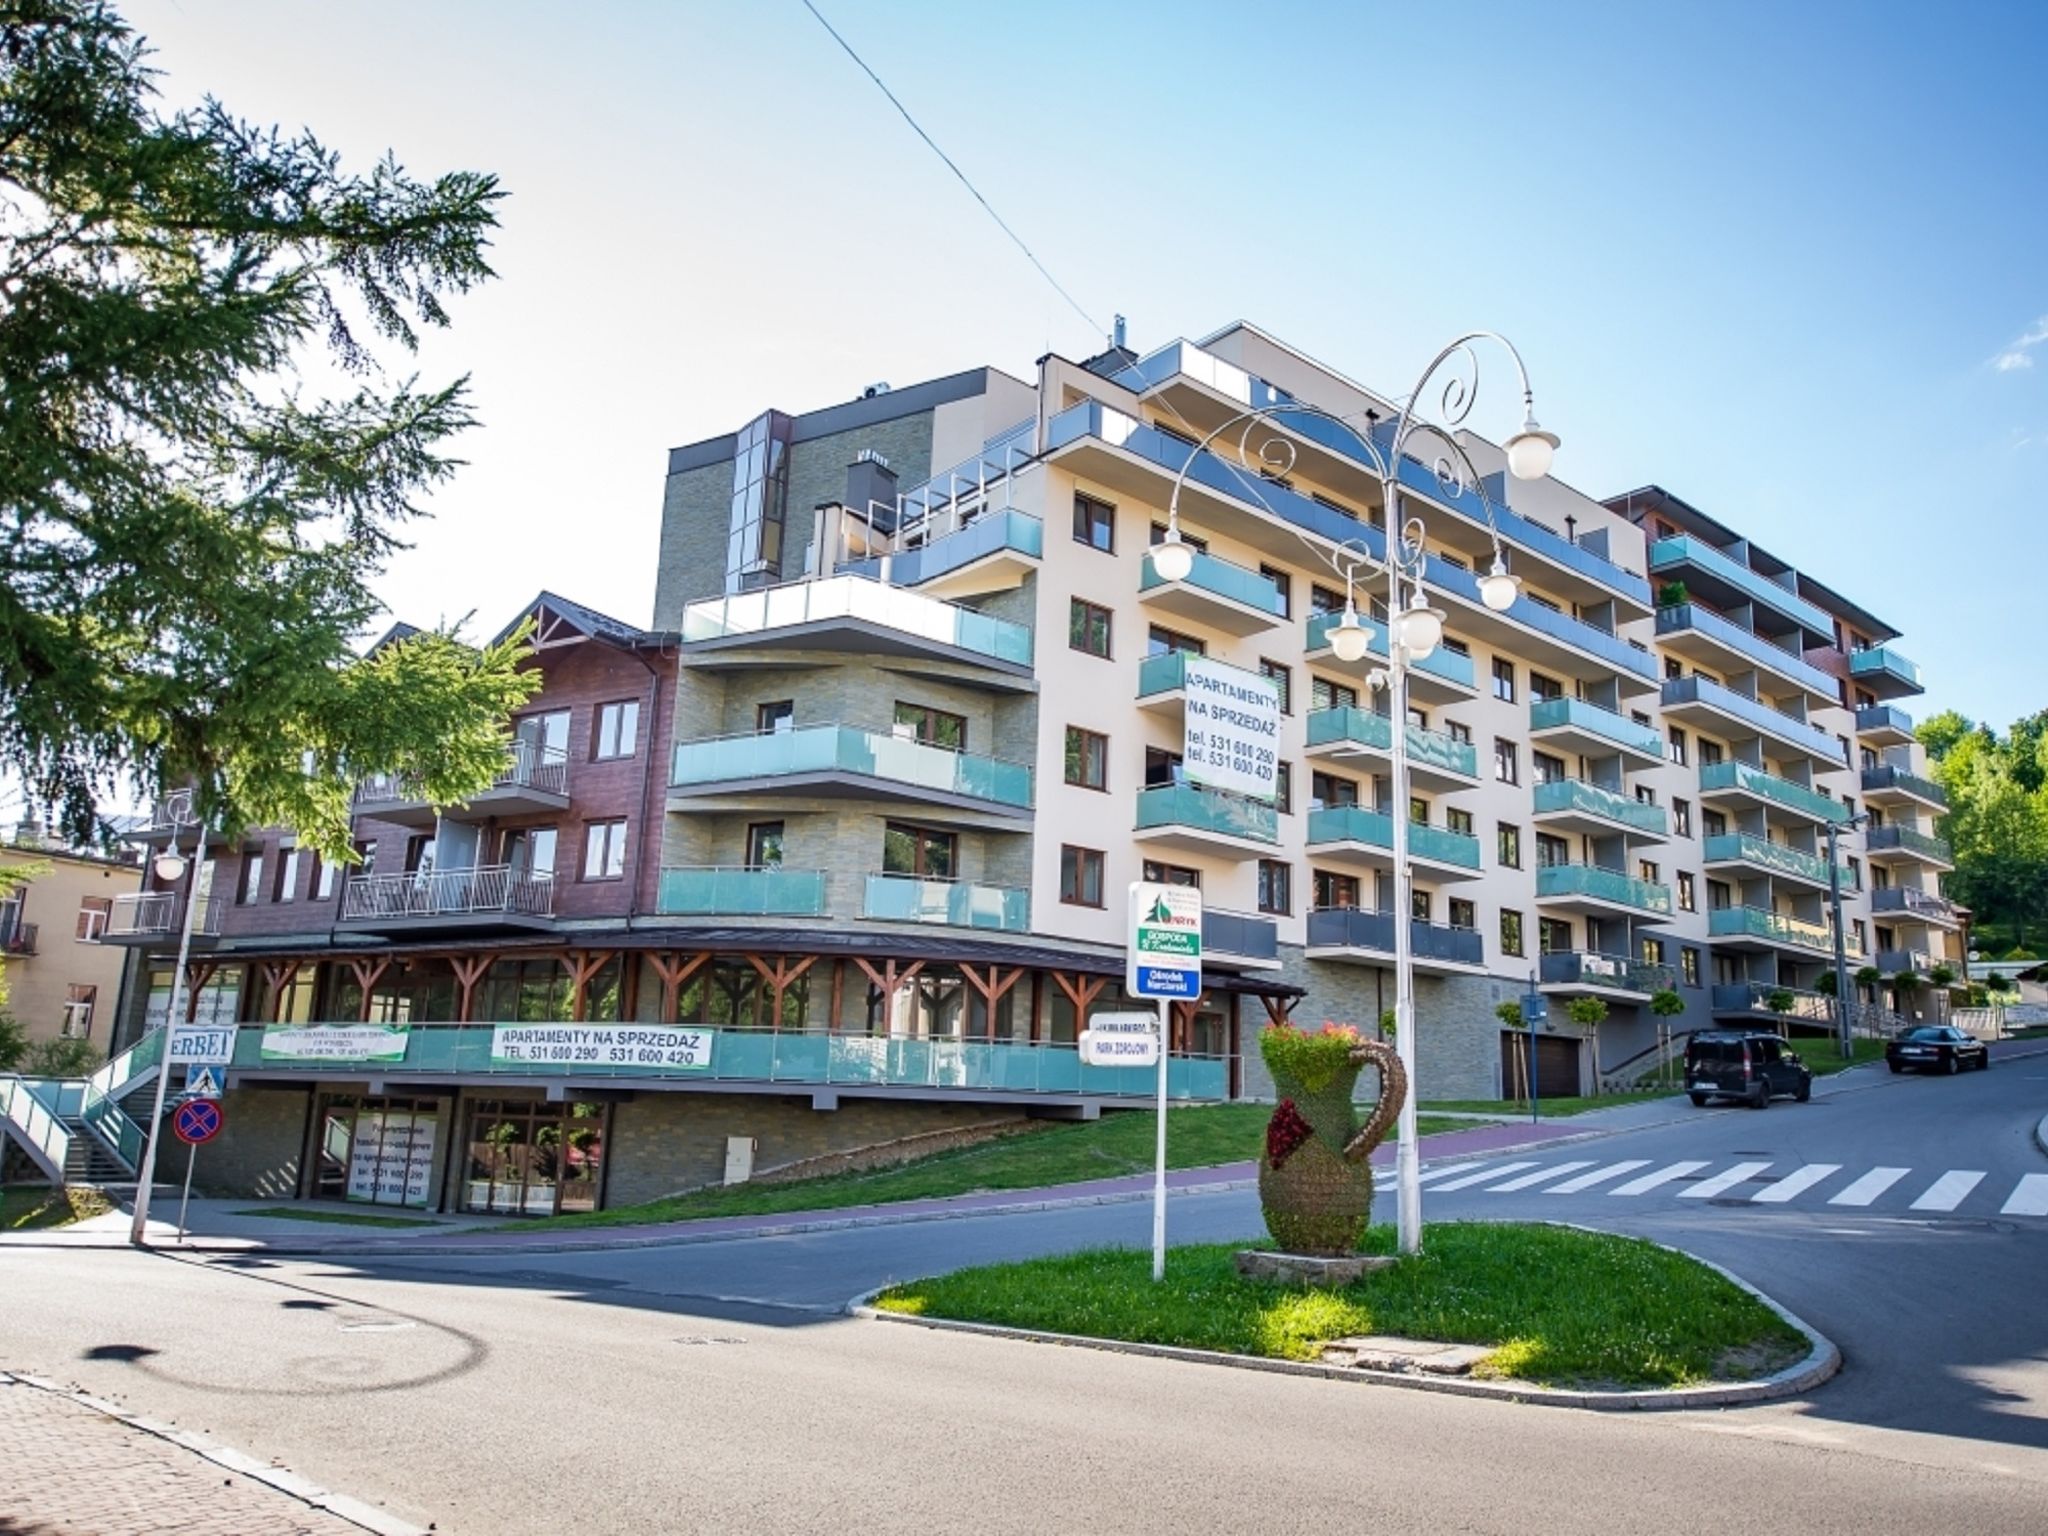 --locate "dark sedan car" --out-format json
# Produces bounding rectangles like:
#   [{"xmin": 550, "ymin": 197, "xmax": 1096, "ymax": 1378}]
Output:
[{"xmin": 1885, "ymin": 1025, "xmax": 1990, "ymax": 1075}]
